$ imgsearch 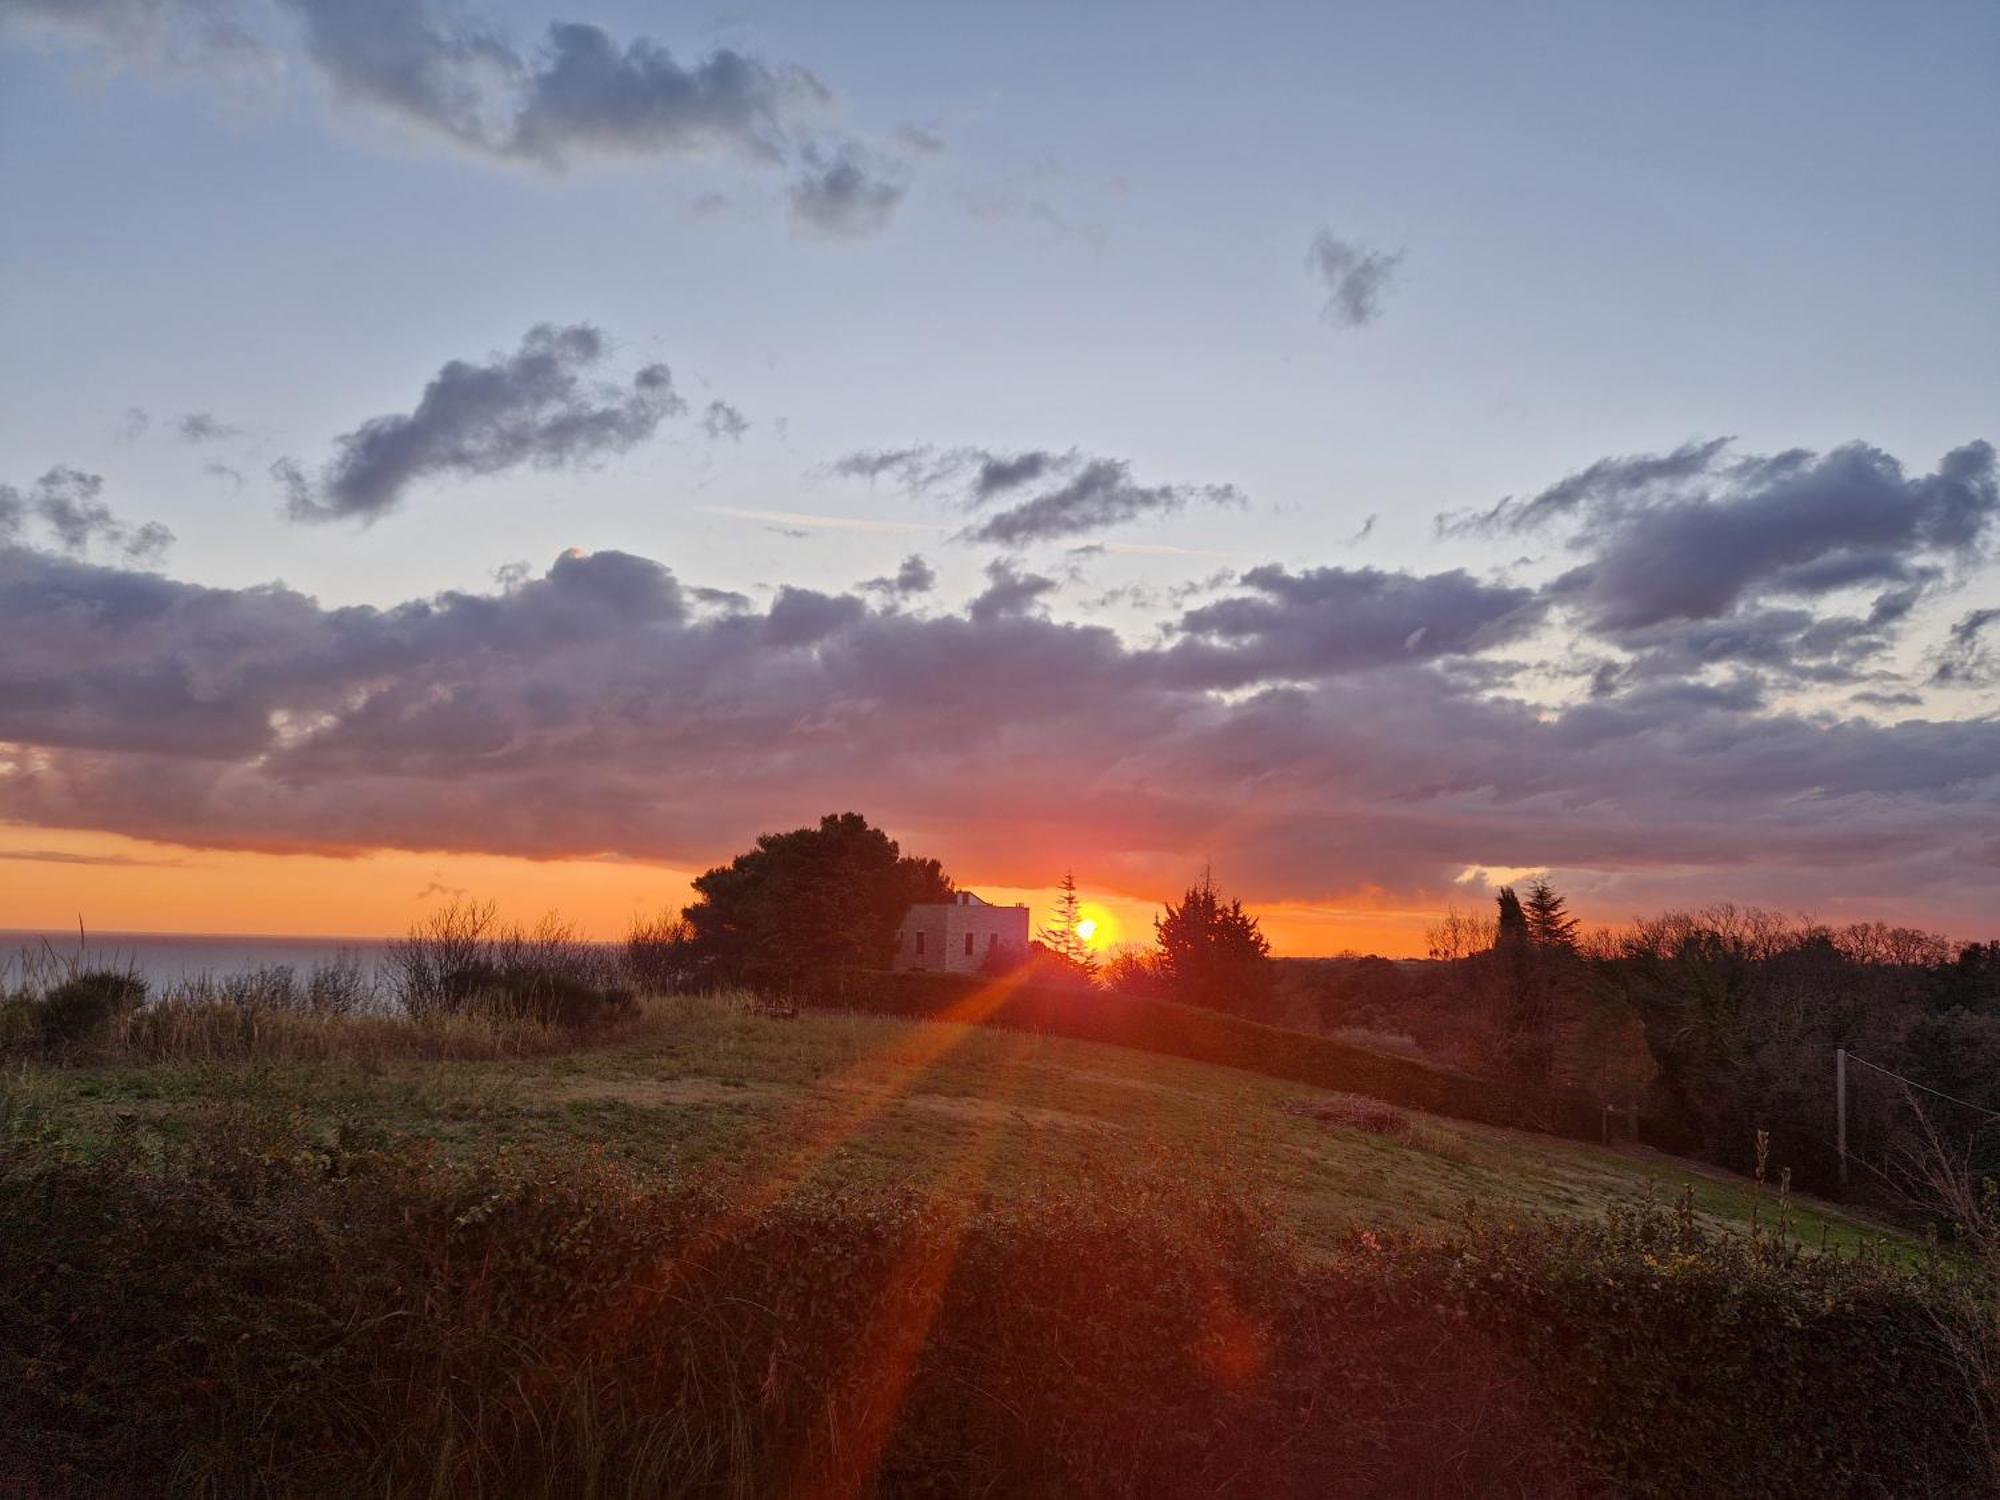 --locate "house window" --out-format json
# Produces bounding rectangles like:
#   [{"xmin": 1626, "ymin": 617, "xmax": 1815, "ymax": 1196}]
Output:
[
  {"xmin": 964, "ymin": 932, "xmax": 975, "ymax": 957},
  {"xmin": 988, "ymin": 933, "xmax": 998, "ymax": 949},
  {"xmin": 915, "ymin": 931, "xmax": 925, "ymax": 956}
]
